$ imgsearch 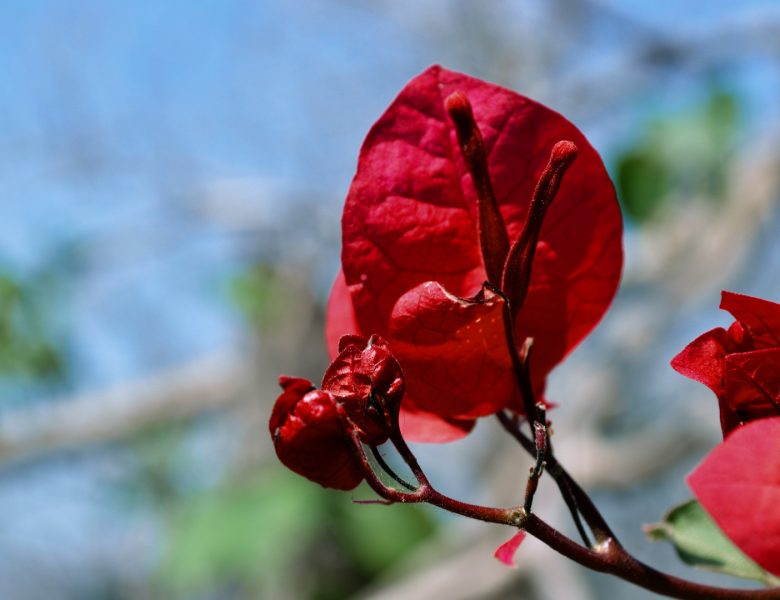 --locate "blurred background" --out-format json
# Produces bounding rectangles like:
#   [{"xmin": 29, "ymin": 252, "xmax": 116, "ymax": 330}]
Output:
[{"xmin": 2, "ymin": 1, "xmax": 780, "ymax": 598}]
